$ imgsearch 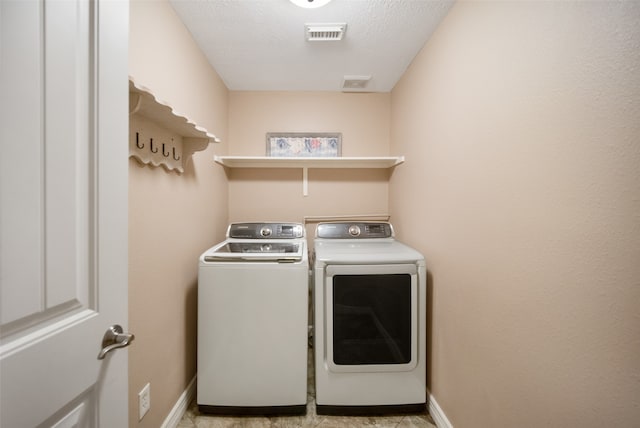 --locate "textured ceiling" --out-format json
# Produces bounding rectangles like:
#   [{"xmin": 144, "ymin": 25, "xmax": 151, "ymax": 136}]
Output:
[{"xmin": 169, "ymin": 0, "xmax": 455, "ymax": 92}]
